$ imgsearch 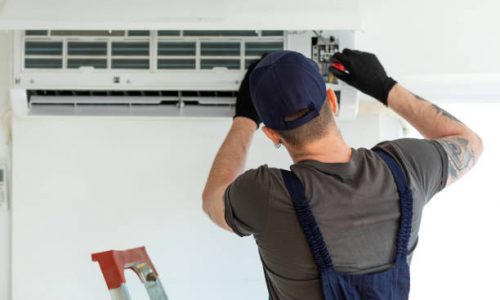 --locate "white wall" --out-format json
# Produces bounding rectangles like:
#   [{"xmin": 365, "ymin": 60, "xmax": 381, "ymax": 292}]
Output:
[
  {"xmin": 10, "ymin": 114, "xmax": 395, "ymax": 300},
  {"xmin": 2, "ymin": 0, "xmax": 500, "ymax": 299},
  {"xmin": 407, "ymin": 103, "xmax": 500, "ymax": 299},
  {"xmin": 357, "ymin": 0, "xmax": 500, "ymax": 77},
  {"xmin": 0, "ymin": 28, "xmax": 11, "ymax": 300},
  {"xmin": 0, "ymin": 26, "xmax": 10, "ymax": 159},
  {"xmin": 356, "ymin": 0, "xmax": 500, "ymax": 102}
]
